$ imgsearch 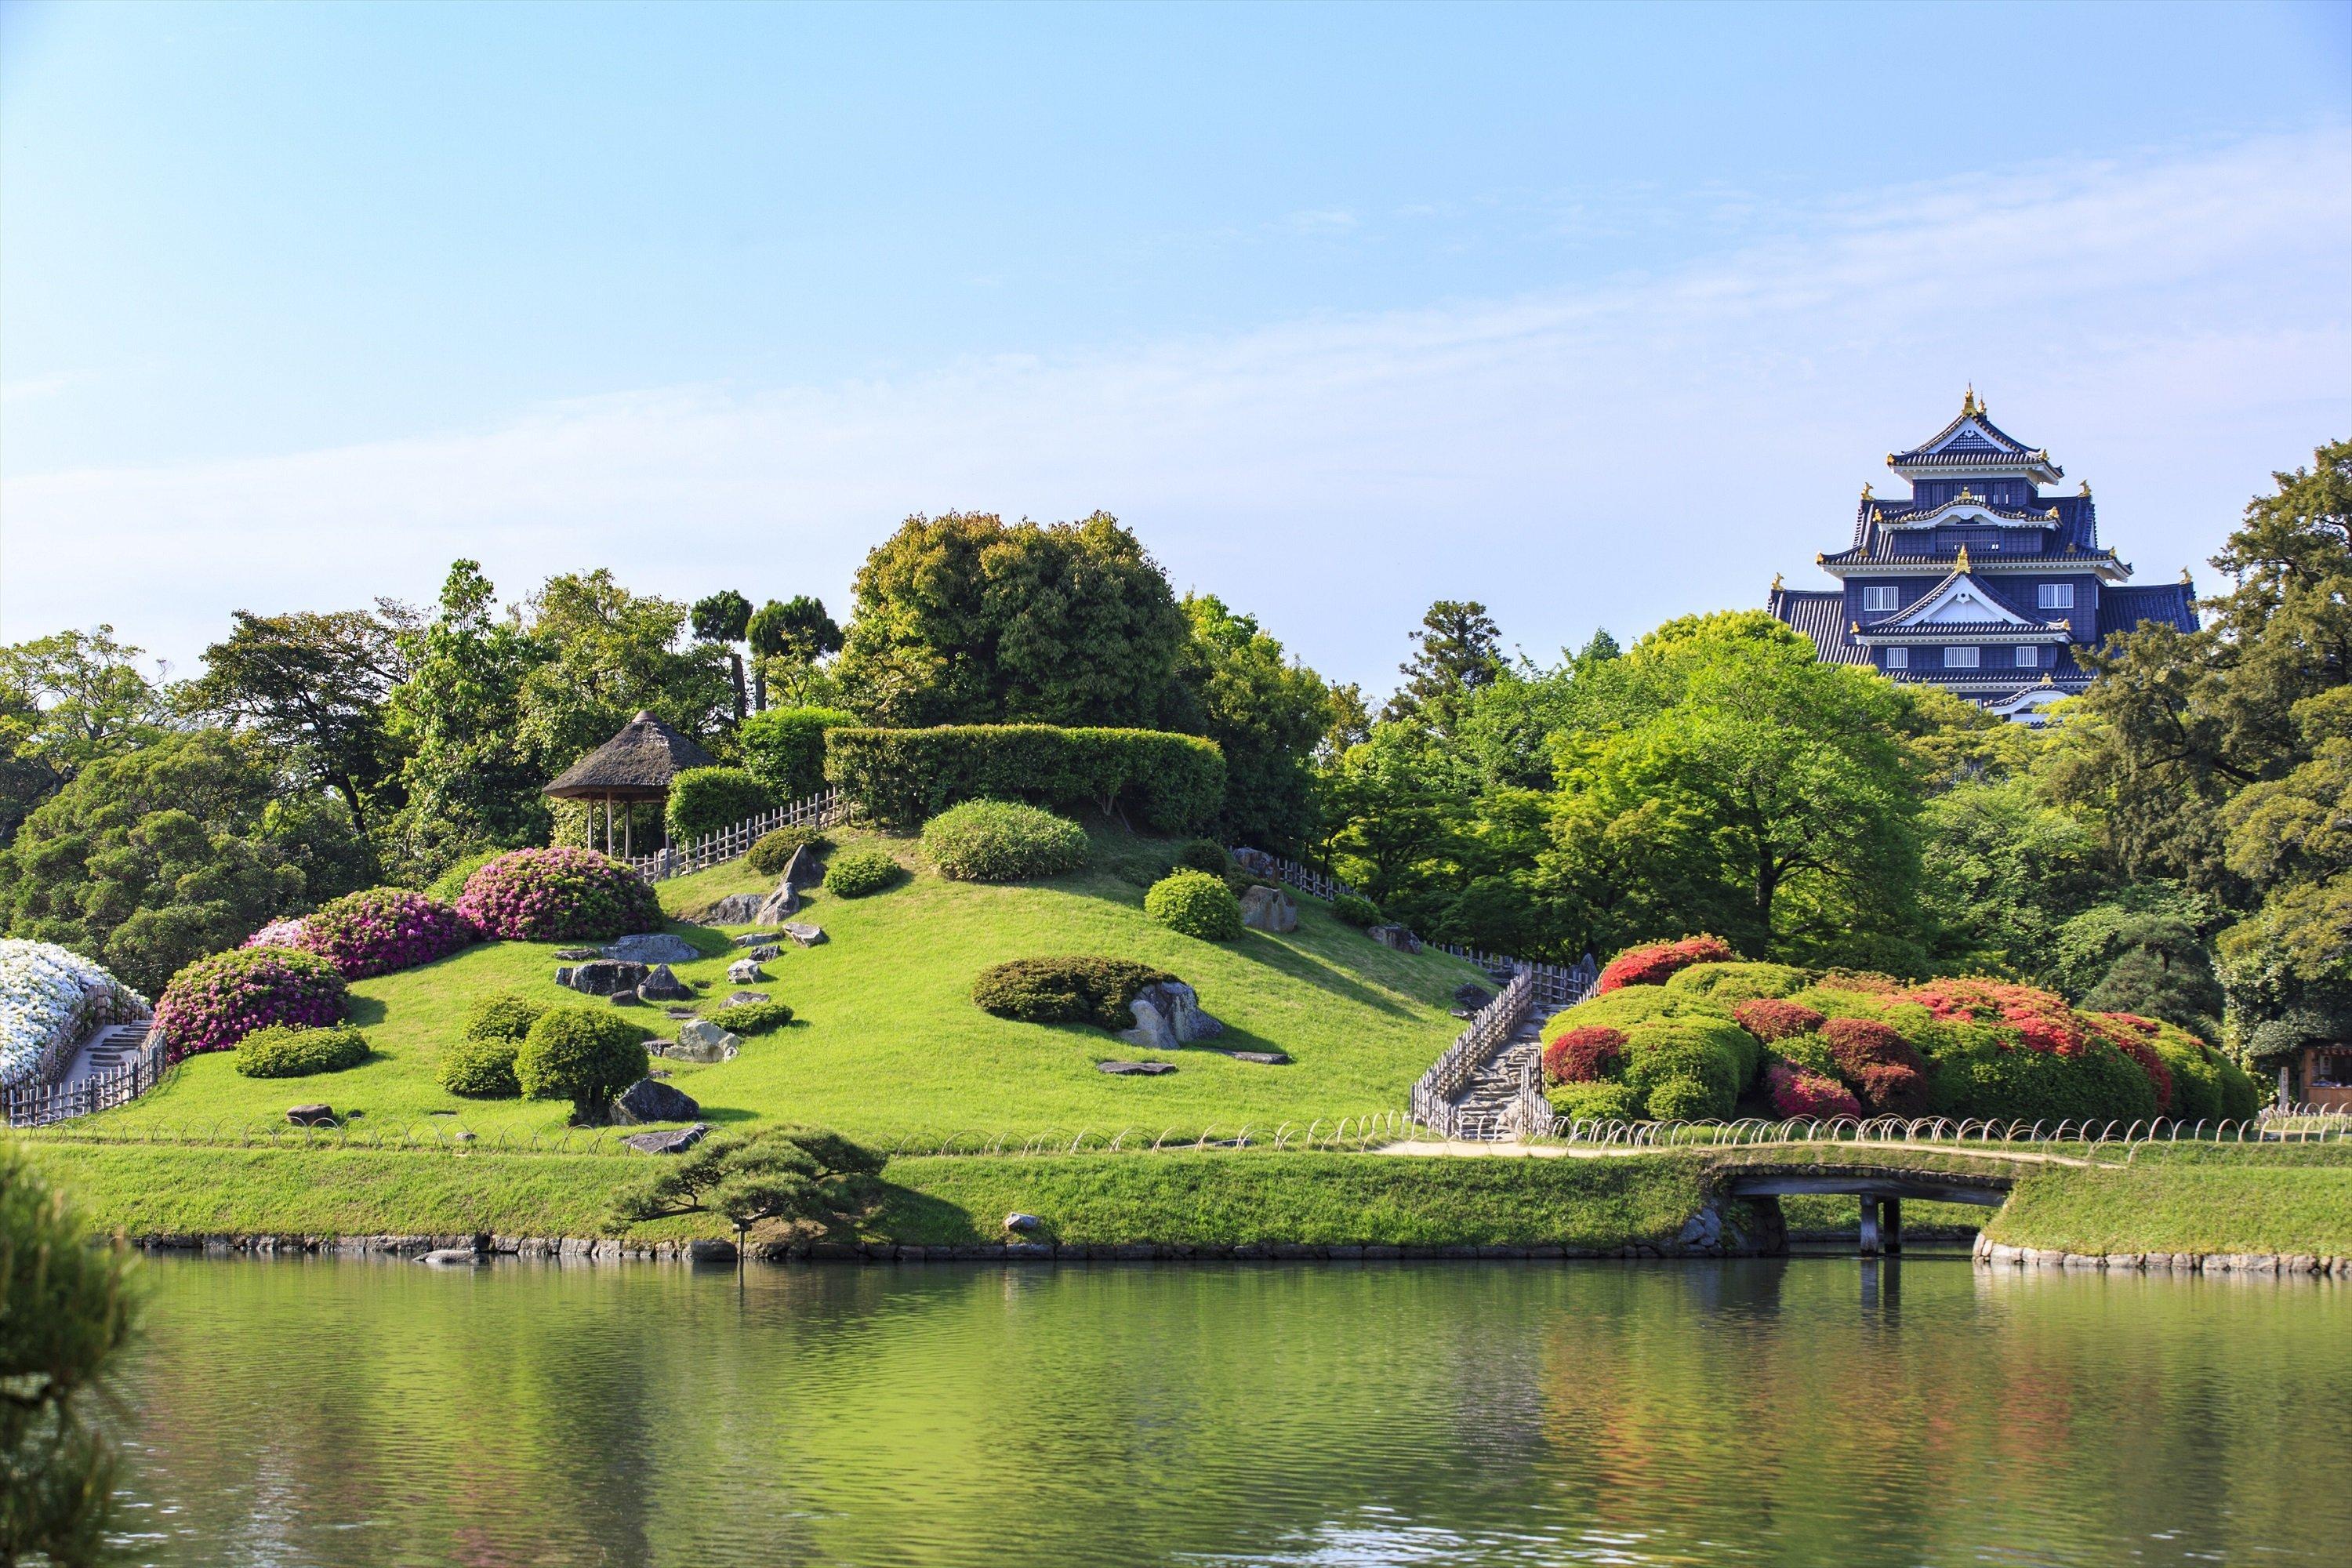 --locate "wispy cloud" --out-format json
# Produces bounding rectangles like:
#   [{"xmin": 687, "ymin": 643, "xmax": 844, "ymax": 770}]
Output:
[{"xmin": 5, "ymin": 128, "xmax": 2347, "ymax": 688}]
